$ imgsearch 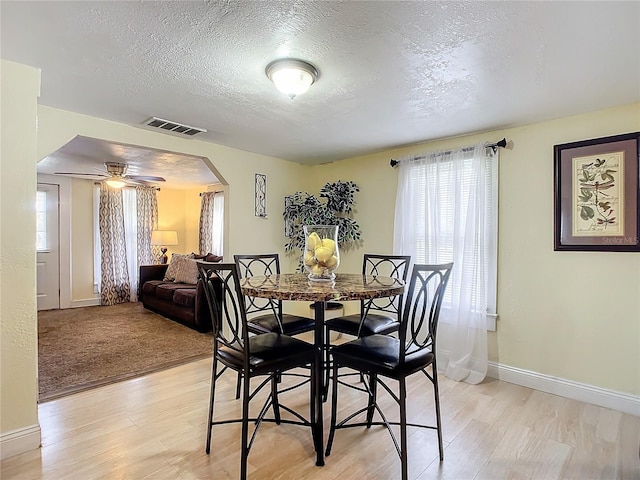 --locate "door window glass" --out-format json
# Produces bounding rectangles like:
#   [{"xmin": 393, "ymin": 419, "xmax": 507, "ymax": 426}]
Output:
[{"xmin": 36, "ymin": 190, "xmax": 47, "ymax": 251}]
